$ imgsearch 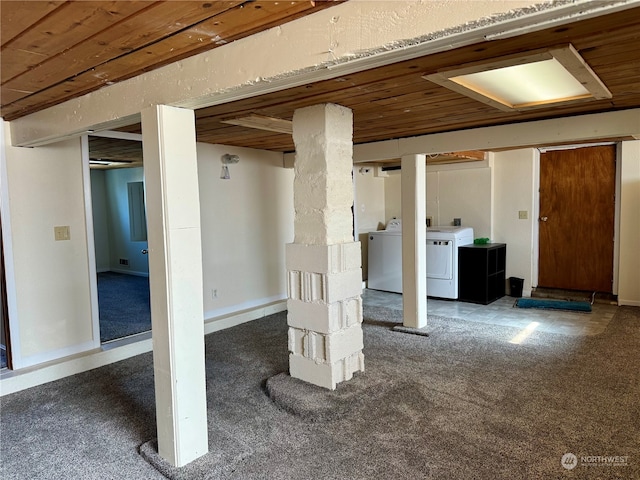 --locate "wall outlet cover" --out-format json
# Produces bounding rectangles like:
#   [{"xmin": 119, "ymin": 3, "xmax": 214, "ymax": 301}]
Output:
[{"xmin": 54, "ymin": 226, "xmax": 70, "ymax": 241}]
